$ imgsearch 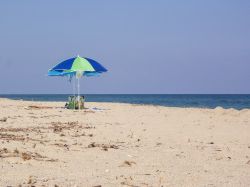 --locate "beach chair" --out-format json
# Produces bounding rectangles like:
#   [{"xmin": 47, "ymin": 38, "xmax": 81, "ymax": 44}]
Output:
[{"xmin": 65, "ymin": 96, "xmax": 85, "ymax": 109}]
